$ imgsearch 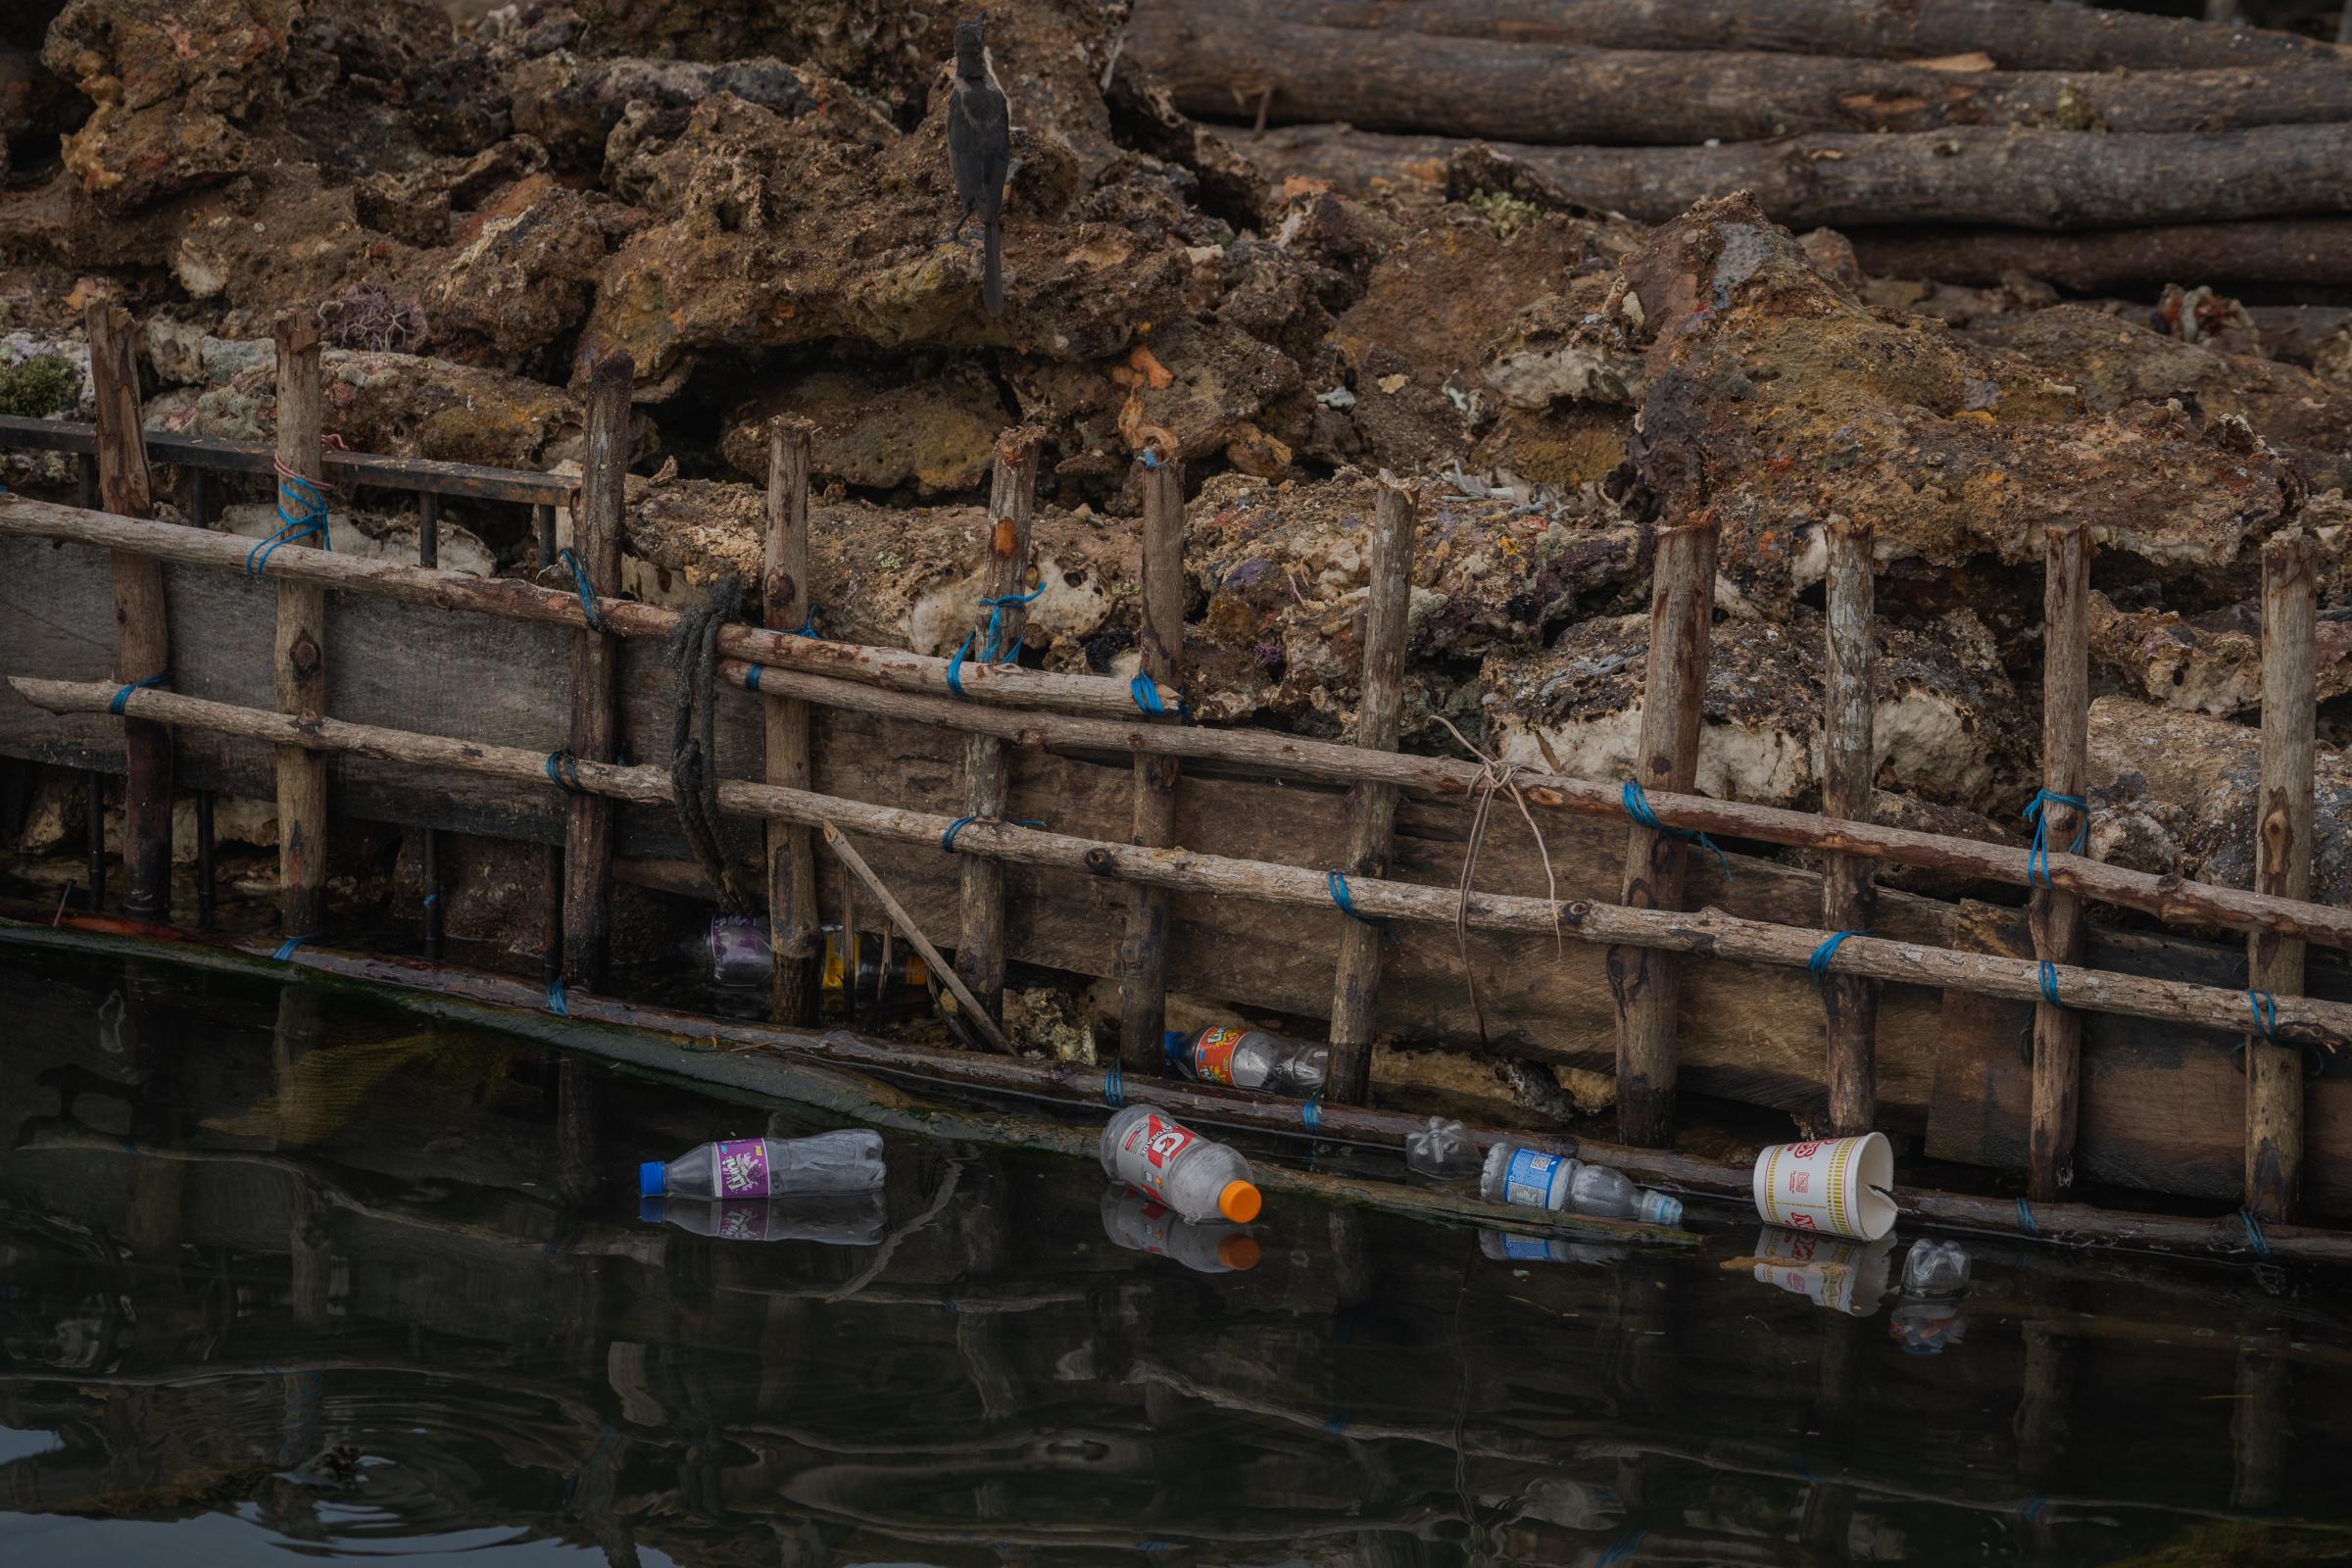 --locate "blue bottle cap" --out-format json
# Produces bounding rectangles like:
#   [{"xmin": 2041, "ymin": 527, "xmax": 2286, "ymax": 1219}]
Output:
[
  {"xmin": 639, "ymin": 1160, "xmax": 665, "ymax": 1197},
  {"xmin": 1162, "ymin": 1029, "xmax": 1188, "ymax": 1062},
  {"xmin": 638, "ymin": 1196, "xmax": 665, "ymax": 1225}
]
